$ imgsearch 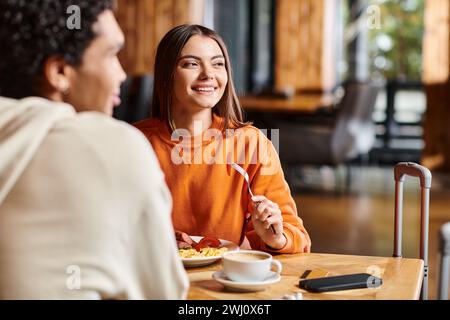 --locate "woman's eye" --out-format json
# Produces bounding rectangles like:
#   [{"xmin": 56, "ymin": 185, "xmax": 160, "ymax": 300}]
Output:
[
  {"xmin": 213, "ymin": 62, "xmax": 225, "ymax": 67},
  {"xmin": 183, "ymin": 62, "xmax": 198, "ymax": 68}
]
